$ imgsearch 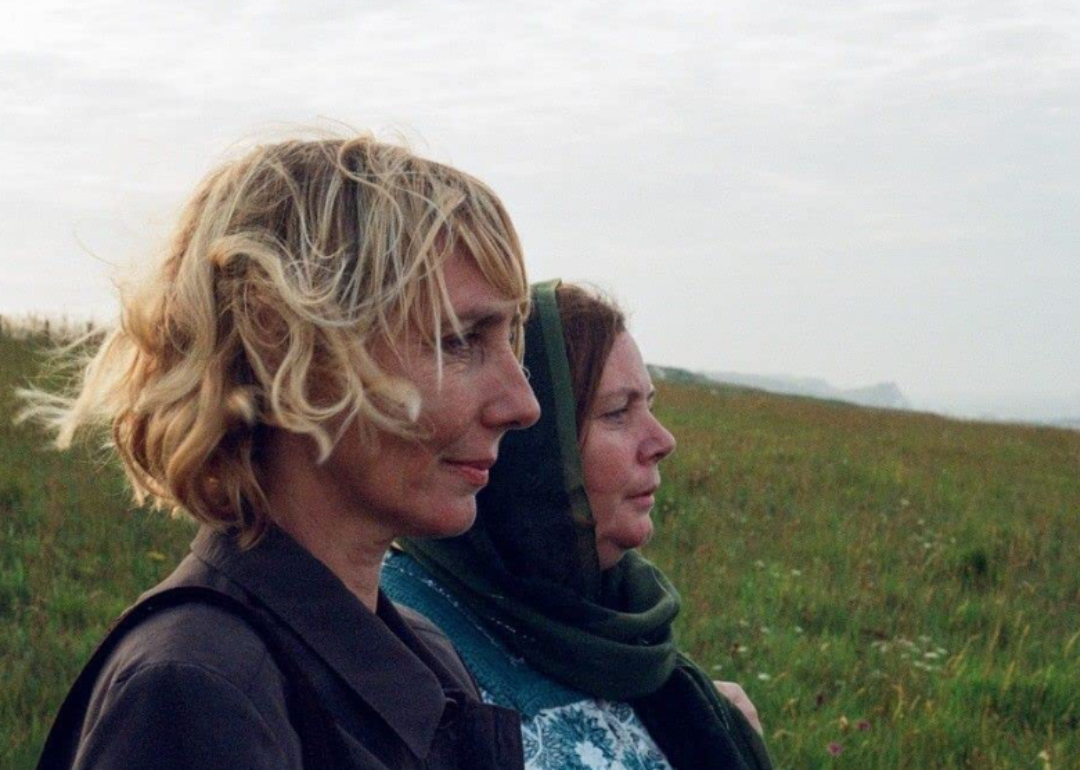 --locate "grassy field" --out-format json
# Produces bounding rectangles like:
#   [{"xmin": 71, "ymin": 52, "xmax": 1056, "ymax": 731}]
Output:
[{"xmin": 2, "ymin": 328, "xmax": 1078, "ymax": 768}]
